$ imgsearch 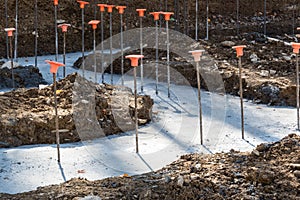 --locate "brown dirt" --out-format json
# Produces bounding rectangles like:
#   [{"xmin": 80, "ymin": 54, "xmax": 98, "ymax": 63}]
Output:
[
  {"xmin": 0, "ymin": 73, "xmax": 153, "ymax": 148},
  {"xmin": 1, "ymin": 133, "xmax": 299, "ymax": 199}
]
